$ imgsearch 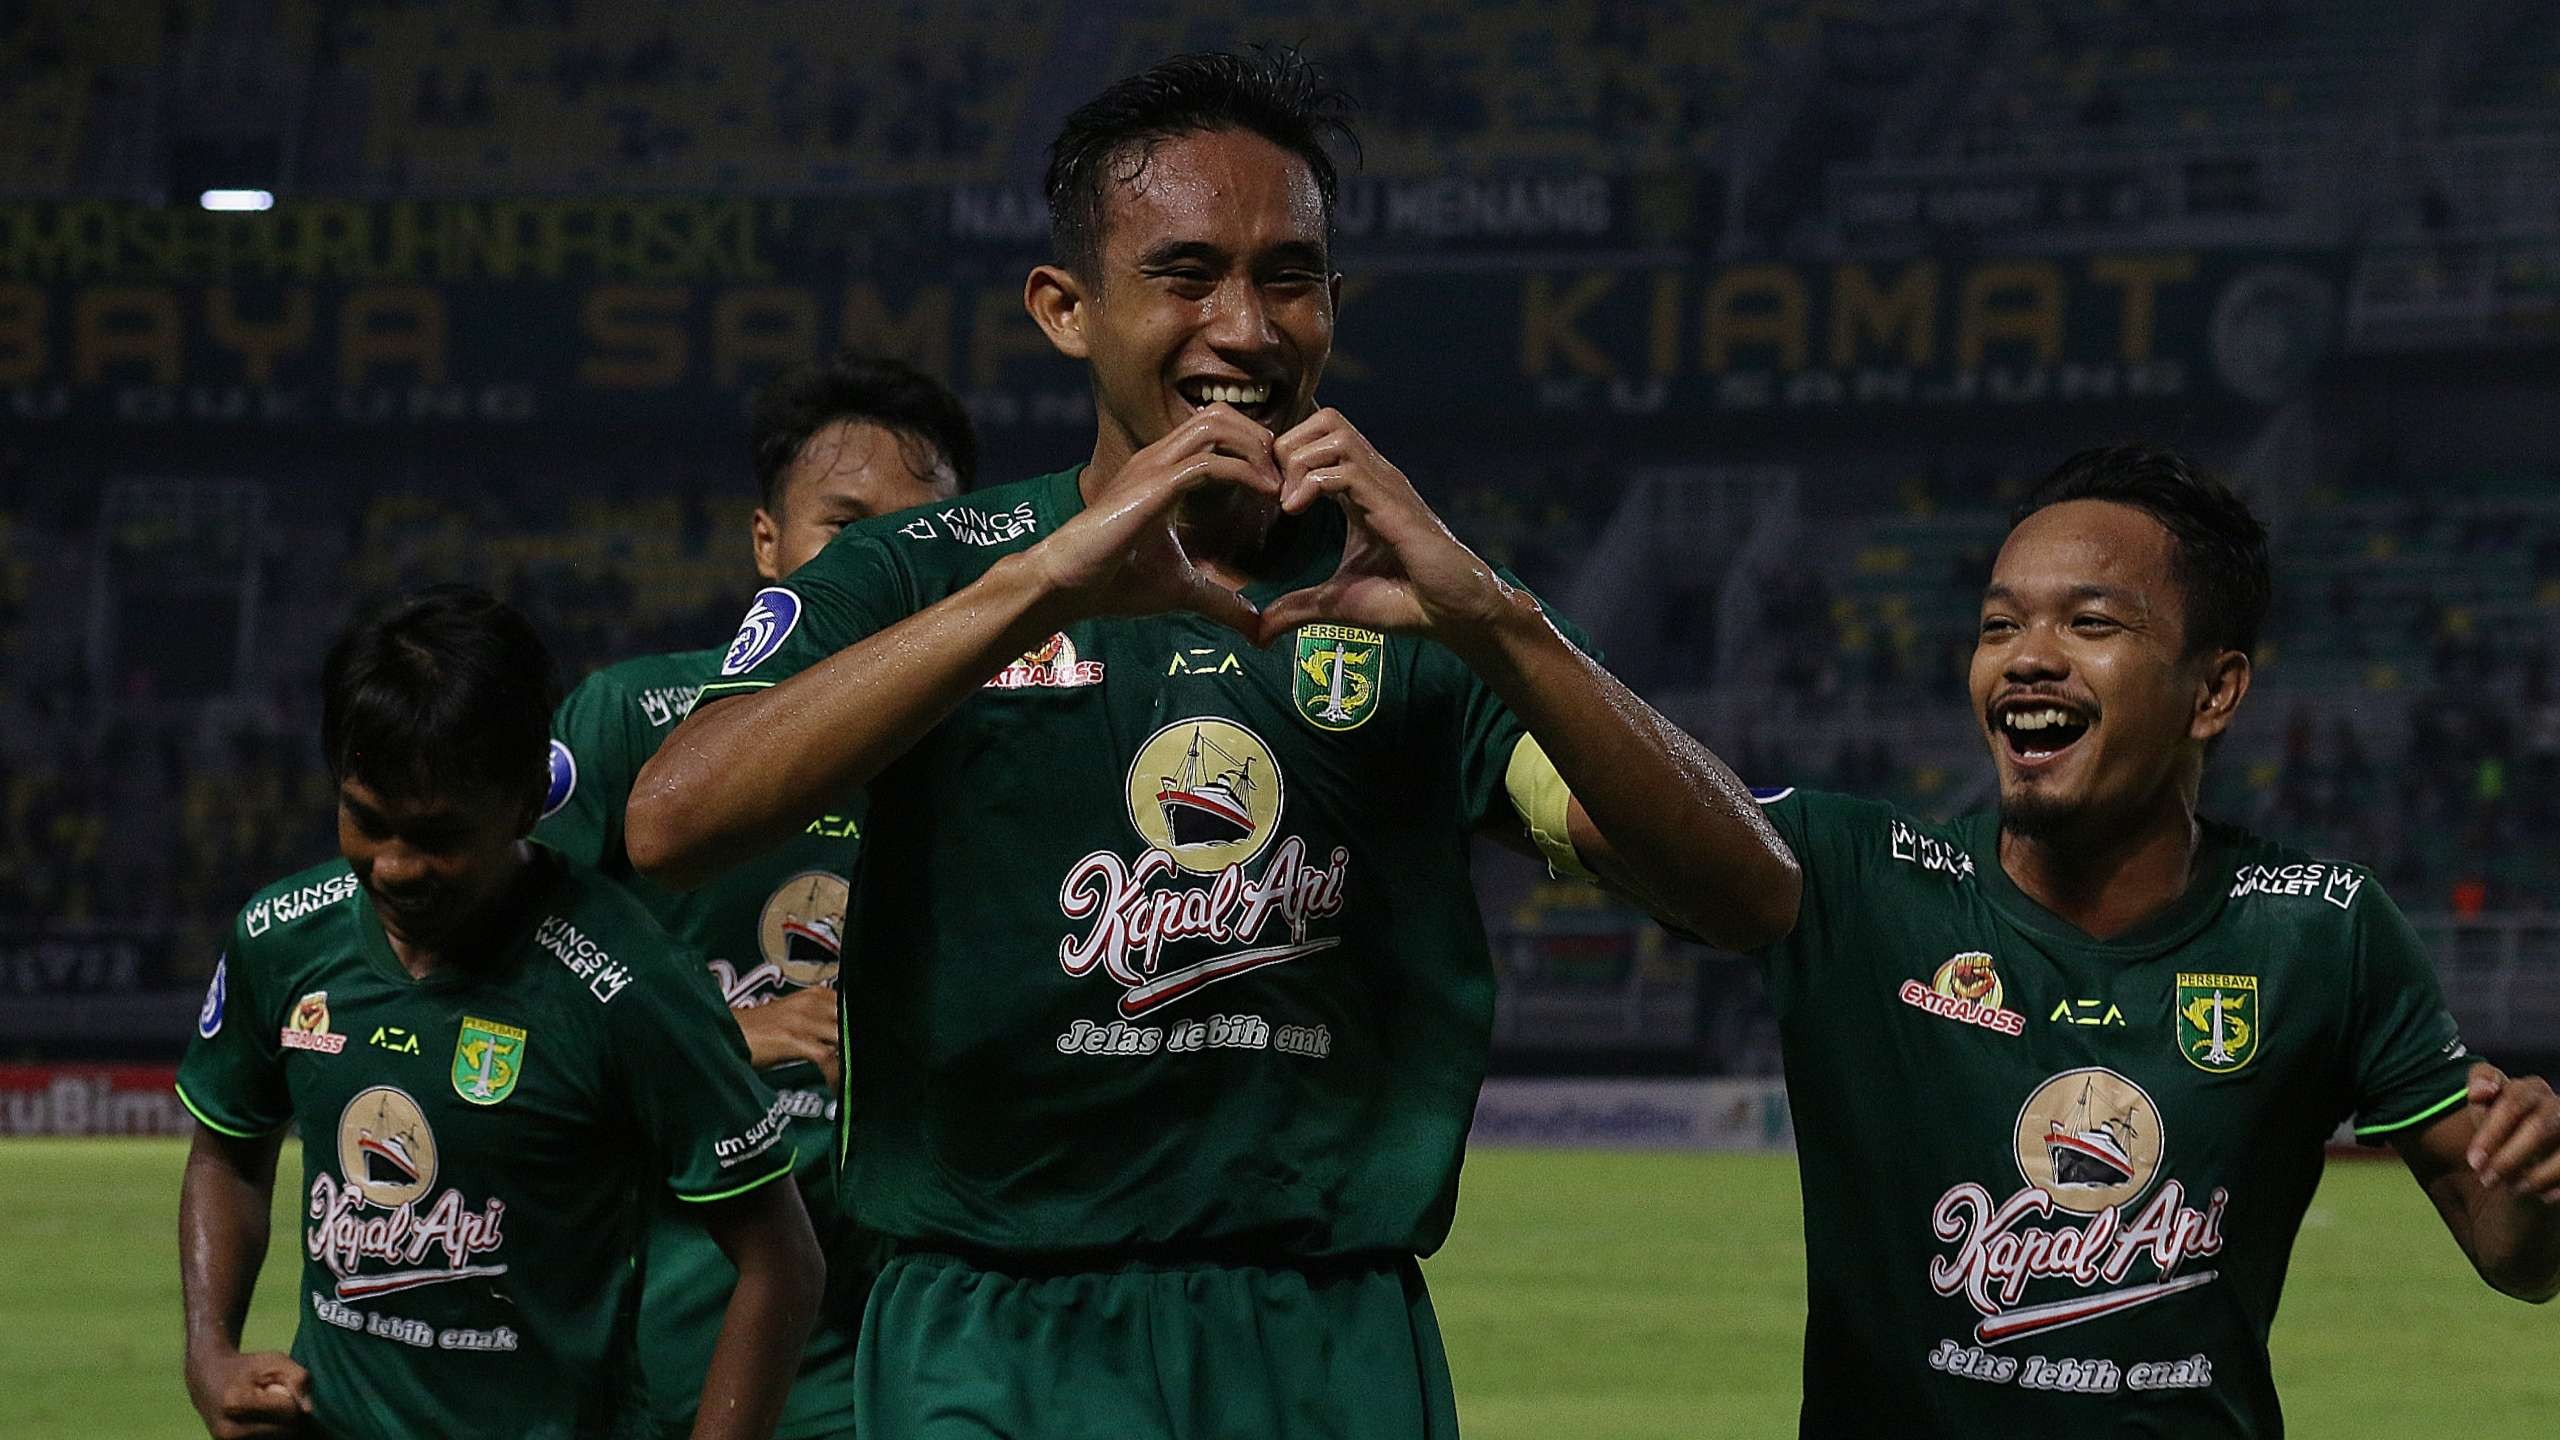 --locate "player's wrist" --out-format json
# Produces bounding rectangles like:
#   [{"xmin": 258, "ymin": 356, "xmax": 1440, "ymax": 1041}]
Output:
[{"xmin": 1434, "ymin": 575, "xmax": 1549, "ymax": 669}]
